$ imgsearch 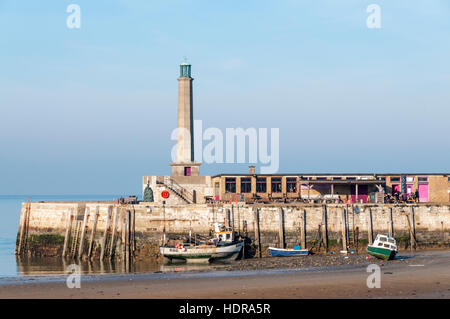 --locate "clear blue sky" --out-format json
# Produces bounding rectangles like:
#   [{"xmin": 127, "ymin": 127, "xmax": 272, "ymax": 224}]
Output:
[{"xmin": 0, "ymin": 0, "xmax": 449, "ymax": 195}]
